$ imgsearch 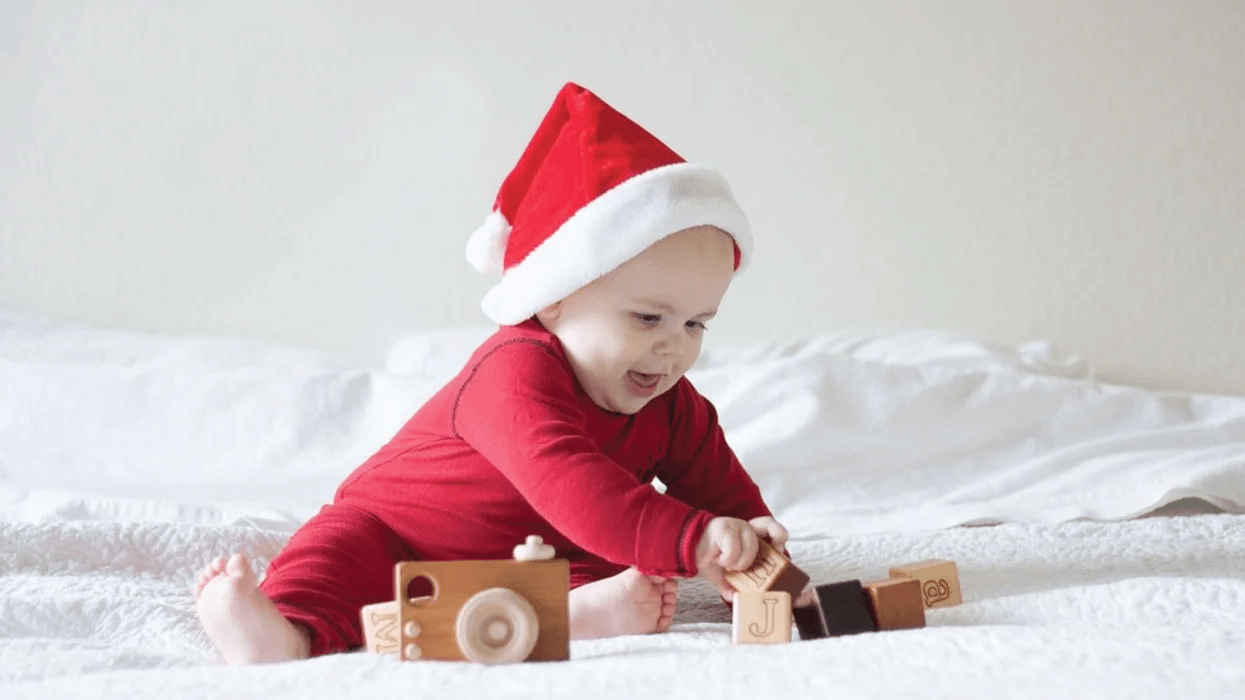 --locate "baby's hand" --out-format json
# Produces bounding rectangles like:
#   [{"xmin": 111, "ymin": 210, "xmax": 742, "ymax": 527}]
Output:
[
  {"xmin": 747, "ymin": 516, "xmax": 789, "ymax": 553},
  {"xmin": 695, "ymin": 516, "xmax": 760, "ymax": 601},
  {"xmin": 748, "ymin": 516, "xmax": 817, "ymax": 607}
]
